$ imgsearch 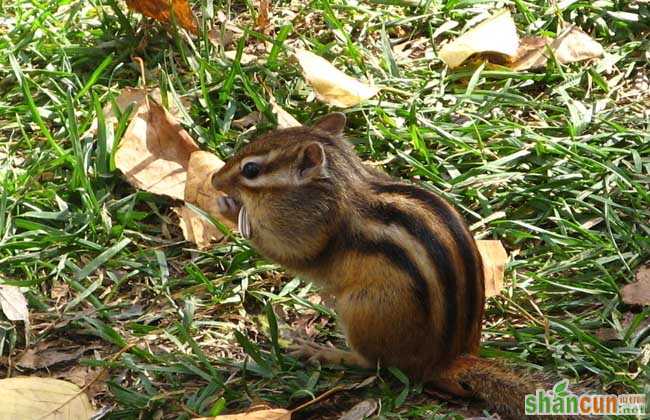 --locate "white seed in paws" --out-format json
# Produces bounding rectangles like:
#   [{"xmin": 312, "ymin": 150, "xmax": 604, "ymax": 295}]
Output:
[{"xmin": 238, "ymin": 206, "xmax": 251, "ymax": 239}]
